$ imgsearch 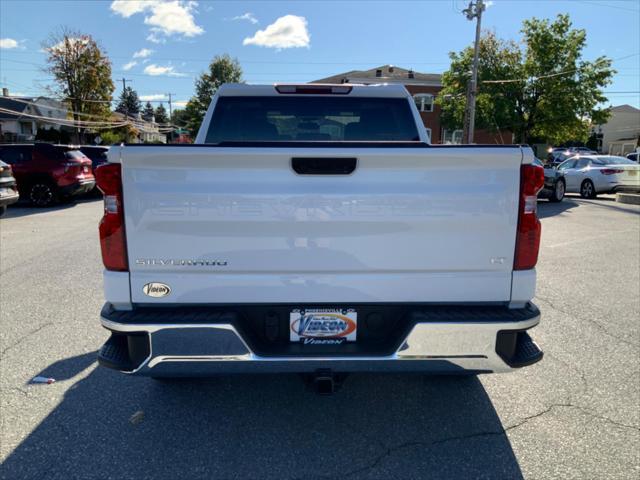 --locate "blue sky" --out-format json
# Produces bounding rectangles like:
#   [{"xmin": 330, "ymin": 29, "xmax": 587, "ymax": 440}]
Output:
[{"xmin": 1, "ymin": 0, "xmax": 638, "ymax": 109}]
